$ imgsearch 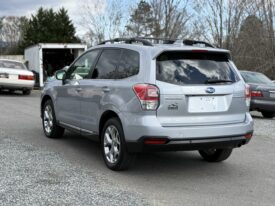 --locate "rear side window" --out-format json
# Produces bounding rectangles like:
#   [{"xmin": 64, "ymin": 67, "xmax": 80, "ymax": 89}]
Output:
[
  {"xmin": 93, "ymin": 49, "xmax": 121, "ymax": 79},
  {"xmin": 116, "ymin": 49, "xmax": 139, "ymax": 79},
  {"xmin": 156, "ymin": 51, "xmax": 239, "ymax": 85}
]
